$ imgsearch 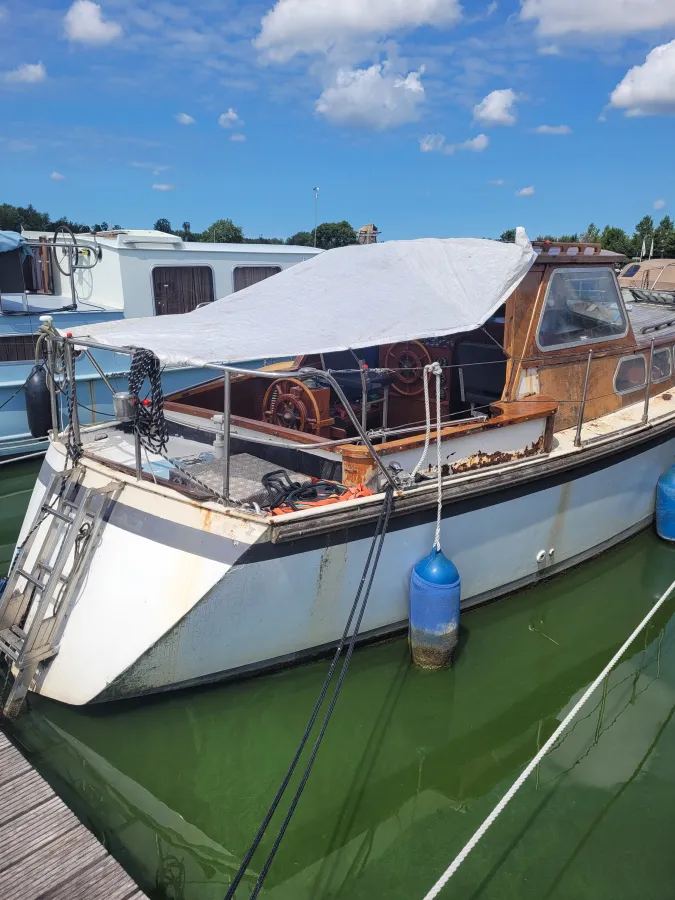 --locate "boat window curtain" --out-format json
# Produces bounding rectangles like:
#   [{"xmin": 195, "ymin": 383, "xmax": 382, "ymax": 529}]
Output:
[
  {"xmin": 152, "ymin": 266, "xmax": 215, "ymax": 316},
  {"xmin": 233, "ymin": 266, "xmax": 282, "ymax": 293}
]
